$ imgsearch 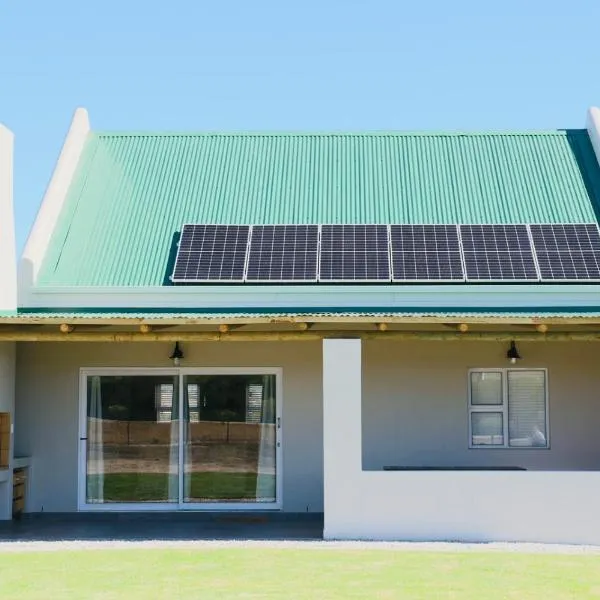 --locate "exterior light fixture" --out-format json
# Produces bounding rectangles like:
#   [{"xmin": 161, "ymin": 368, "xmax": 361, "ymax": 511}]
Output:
[
  {"xmin": 169, "ymin": 342, "xmax": 184, "ymax": 366},
  {"xmin": 506, "ymin": 340, "xmax": 521, "ymax": 364}
]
